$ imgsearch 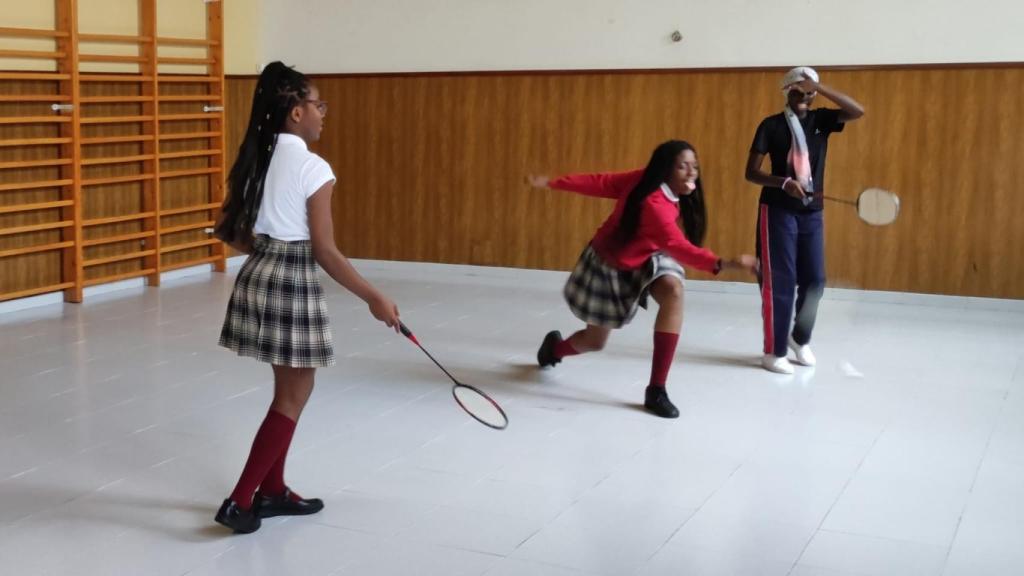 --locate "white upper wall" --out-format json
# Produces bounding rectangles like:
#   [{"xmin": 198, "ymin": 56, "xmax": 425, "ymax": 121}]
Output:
[{"xmin": 261, "ymin": 0, "xmax": 1023, "ymax": 74}]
